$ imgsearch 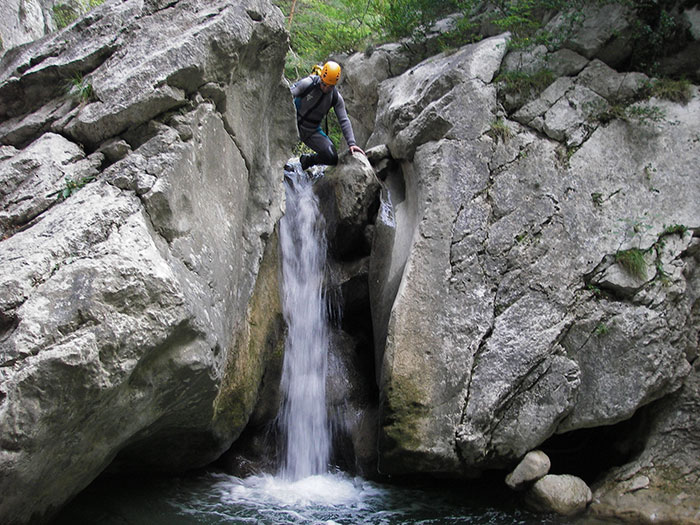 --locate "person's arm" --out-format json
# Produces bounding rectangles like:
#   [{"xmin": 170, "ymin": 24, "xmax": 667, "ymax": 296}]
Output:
[
  {"xmin": 333, "ymin": 92, "xmax": 365, "ymax": 155},
  {"xmin": 291, "ymin": 76, "xmax": 314, "ymax": 98}
]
